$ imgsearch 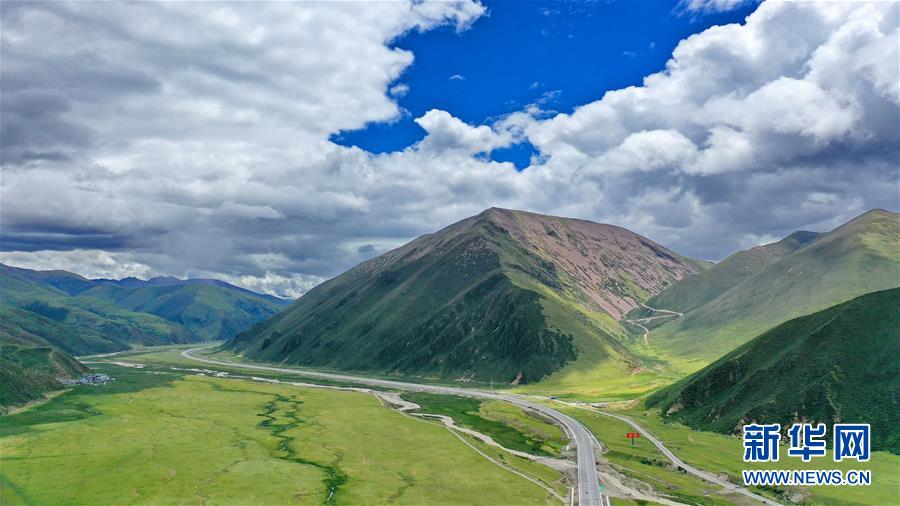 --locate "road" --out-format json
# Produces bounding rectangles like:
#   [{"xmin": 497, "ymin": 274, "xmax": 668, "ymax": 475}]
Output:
[
  {"xmin": 180, "ymin": 347, "xmax": 608, "ymax": 506},
  {"xmin": 558, "ymin": 401, "xmax": 782, "ymax": 506},
  {"xmin": 622, "ymin": 303, "xmax": 683, "ymax": 345}
]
